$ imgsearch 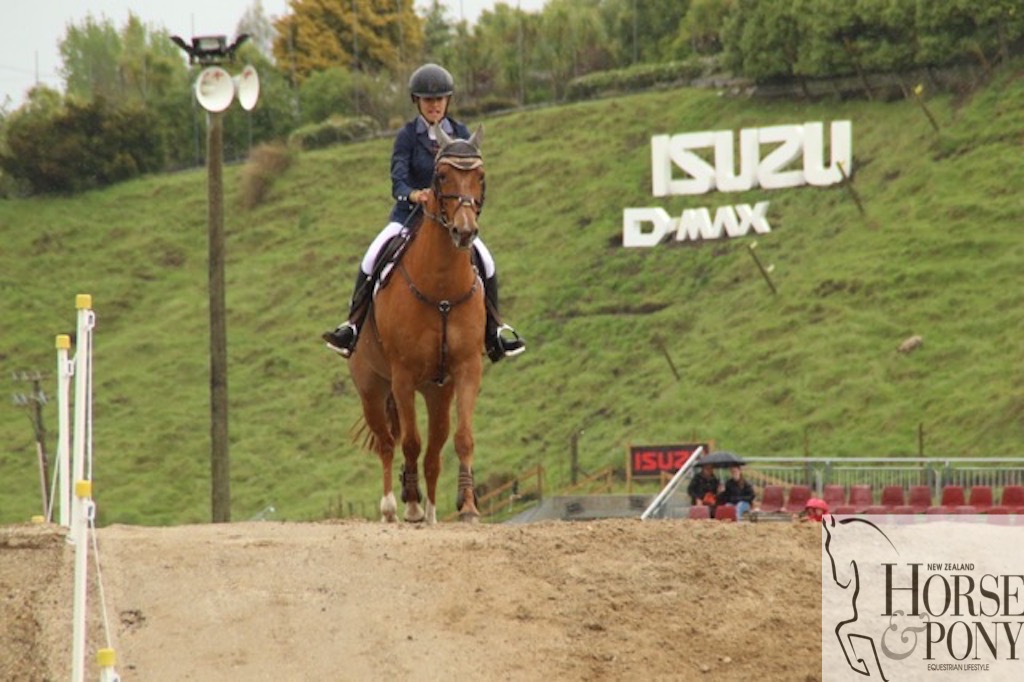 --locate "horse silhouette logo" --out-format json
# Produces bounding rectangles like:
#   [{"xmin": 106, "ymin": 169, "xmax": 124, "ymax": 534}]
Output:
[{"xmin": 822, "ymin": 514, "xmax": 930, "ymax": 680}]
